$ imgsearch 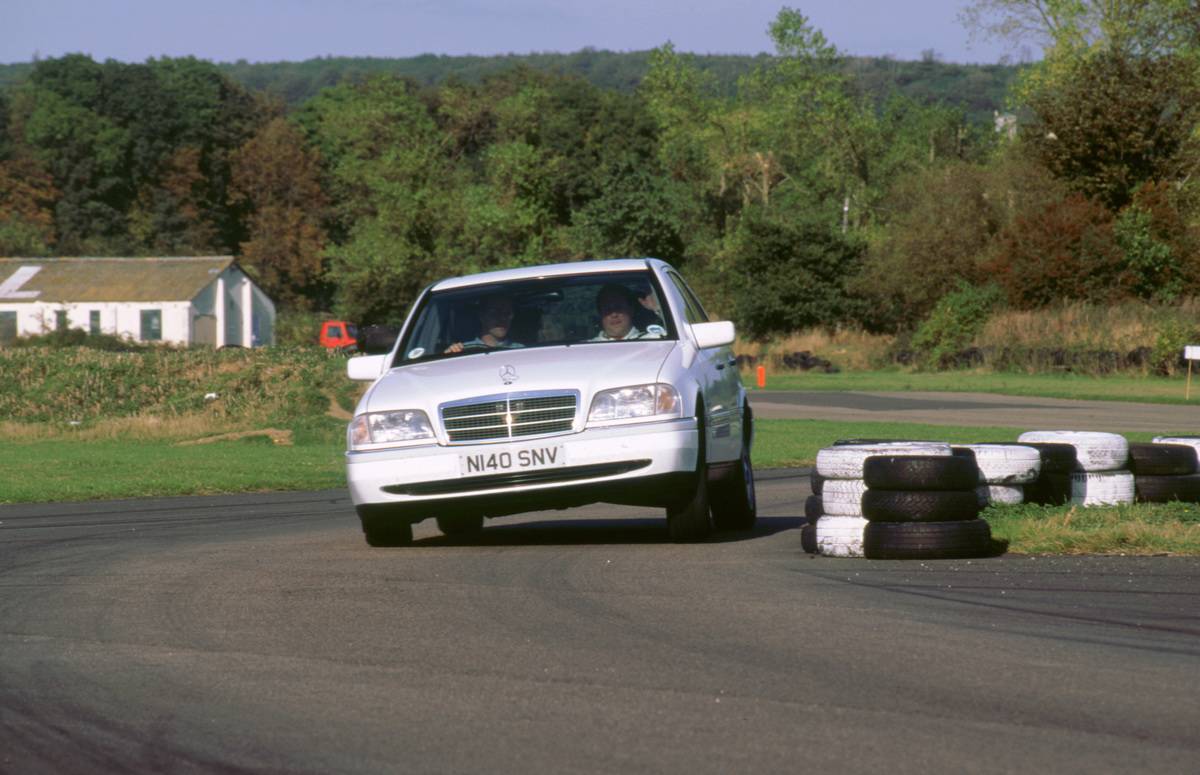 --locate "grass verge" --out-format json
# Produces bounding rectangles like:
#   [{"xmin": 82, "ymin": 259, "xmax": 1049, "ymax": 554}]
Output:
[
  {"xmin": 984, "ymin": 502, "xmax": 1200, "ymax": 555},
  {"xmin": 745, "ymin": 369, "xmax": 1196, "ymax": 405}
]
